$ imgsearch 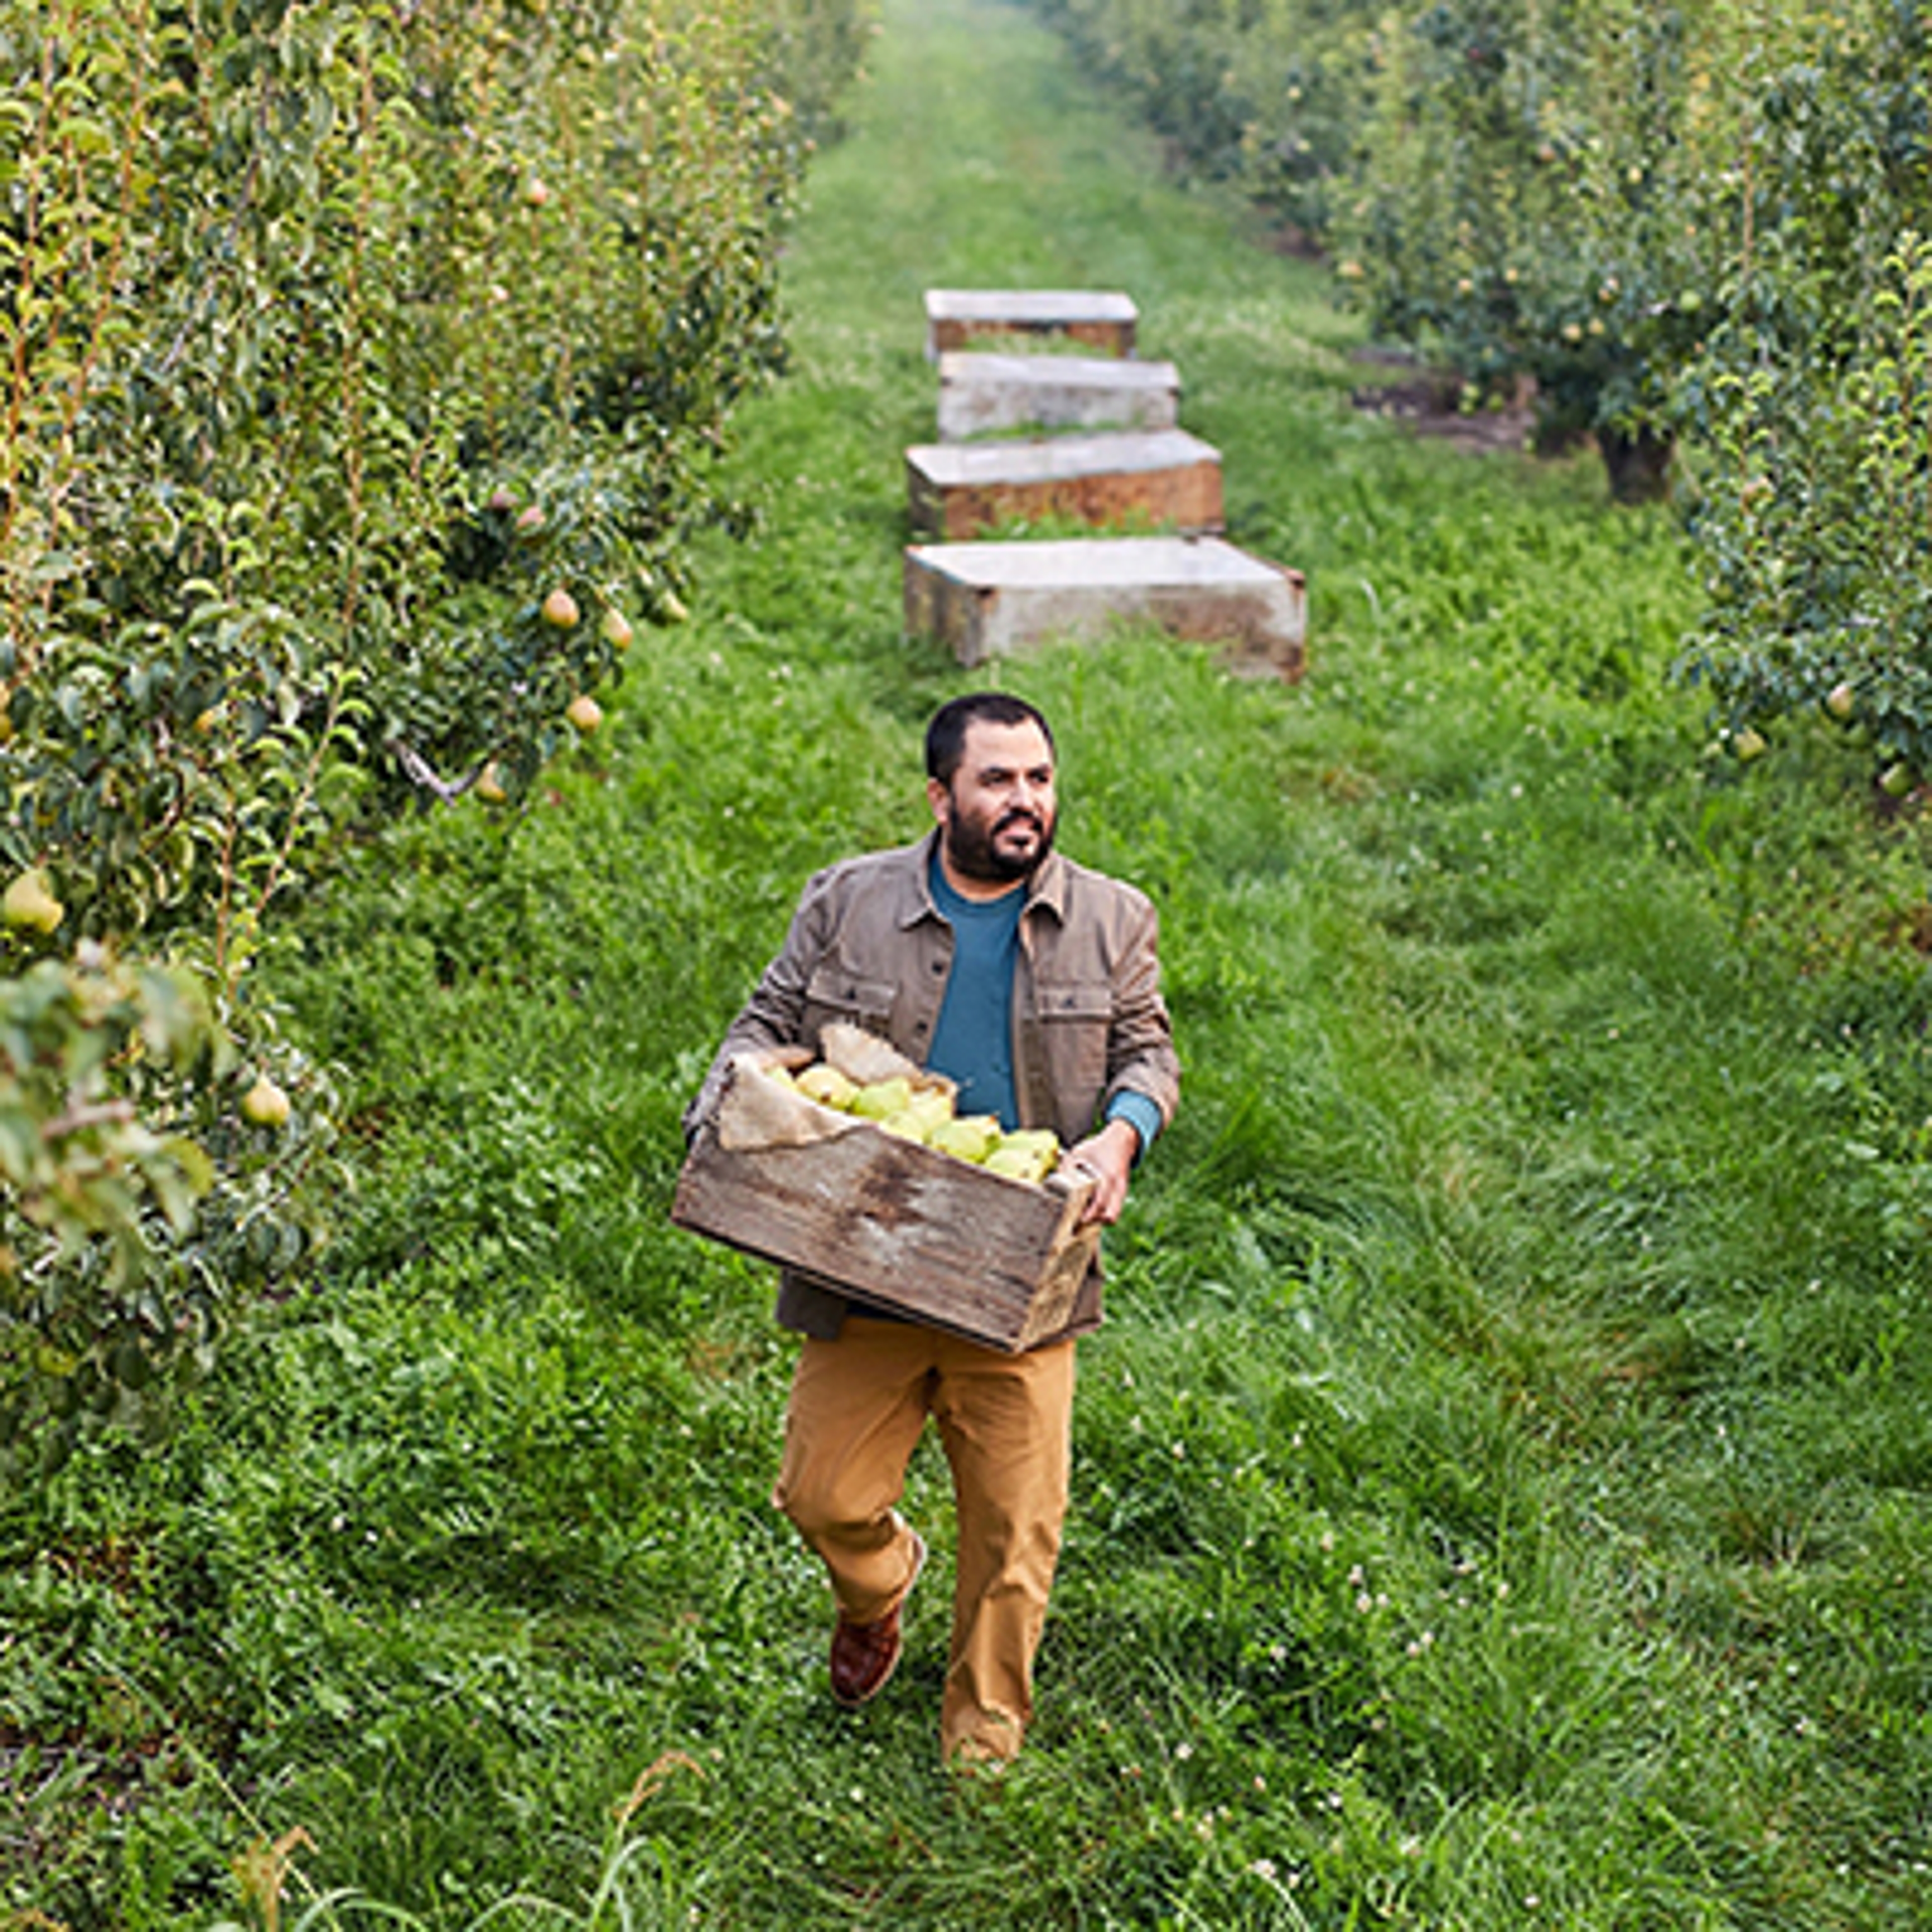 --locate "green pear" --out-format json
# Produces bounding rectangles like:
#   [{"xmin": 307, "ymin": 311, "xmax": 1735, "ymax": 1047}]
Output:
[
  {"xmin": 927, "ymin": 1114, "xmax": 1001, "ymax": 1163},
  {"xmin": 997, "ymin": 1128, "xmax": 1060, "ymax": 1162},
  {"xmin": 240, "ymin": 1074, "xmax": 292, "ymax": 1128},
  {"xmin": 877, "ymin": 1109, "xmax": 929, "ymax": 1143},
  {"xmin": 796, "ymin": 1064, "xmax": 857, "ymax": 1110},
  {"xmin": 2, "ymin": 868, "xmax": 63, "ymax": 934},
  {"xmin": 758, "ymin": 1063, "xmax": 798, "ymax": 1089},
  {"xmin": 905, "ymin": 1086, "xmax": 955, "ymax": 1132},
  {"xmin": 850, "ymin": 1076, "xmax": 913, "ymax": 1121},
  {"xmin": 984, "ymin": 1143, "xmax": 1051, "ymax": 1183}
]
